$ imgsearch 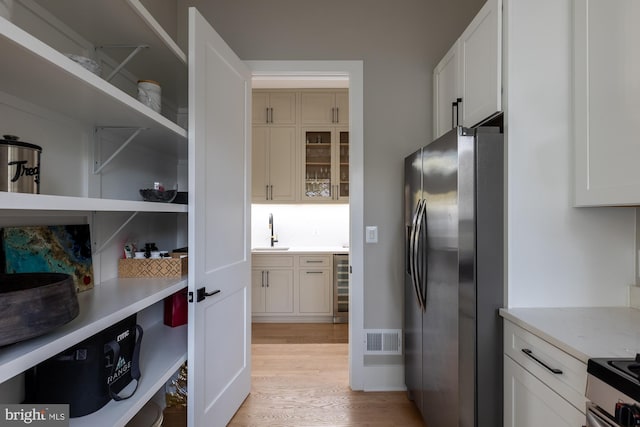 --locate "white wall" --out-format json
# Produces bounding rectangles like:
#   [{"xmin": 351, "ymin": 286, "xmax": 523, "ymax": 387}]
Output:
[
  {"xmin": 251, "ymin": 204, "xmax": 349, "ymax": 248},
  {"xmin": 504, "ymin": 0, "xmax": 636, "ymax": 307}
]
